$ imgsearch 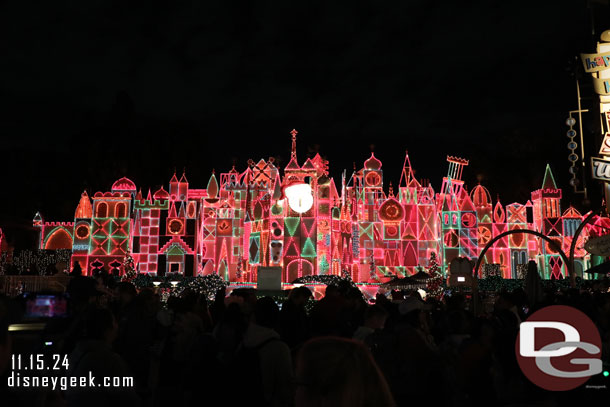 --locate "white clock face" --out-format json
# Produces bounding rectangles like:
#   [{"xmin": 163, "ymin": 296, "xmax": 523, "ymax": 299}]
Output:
[{"xmin": 285, "ymin": 183, "xmax": 313, "ymax": 214}]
